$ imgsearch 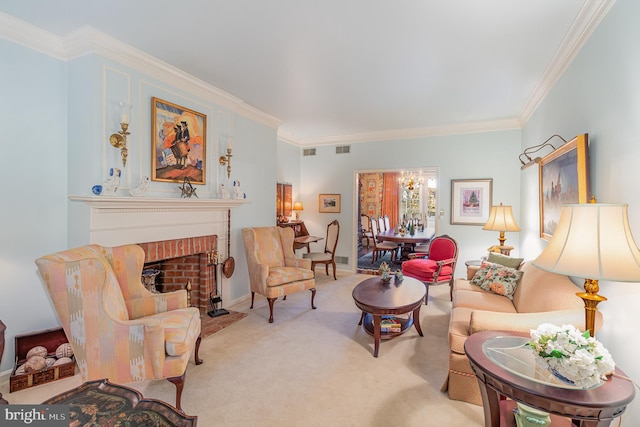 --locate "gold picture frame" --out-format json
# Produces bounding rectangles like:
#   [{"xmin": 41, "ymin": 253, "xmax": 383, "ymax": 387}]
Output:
[
  {"xmin": 319, "ymin": 194, "xmax": 341, "ymax": 213},
  {"xmin": 151, "ymin": 97, "xmax": 207, "ymax": 184},
  {"xmin": 539, "ymin": 133, "xmax": 590, "ymax": 240}
]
